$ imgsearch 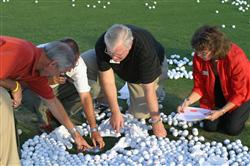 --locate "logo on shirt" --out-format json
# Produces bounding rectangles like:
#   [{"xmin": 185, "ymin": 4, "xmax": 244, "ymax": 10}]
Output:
[
  {"xmin": 202, "ymin": 71, "xmax": 209, "ymax": 76},
  {"xmin": 109, "ymin": 59, "xmax": 120, "ymax": 64}
]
